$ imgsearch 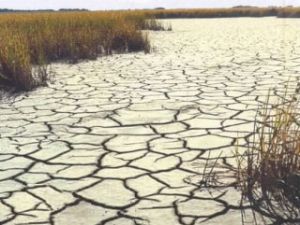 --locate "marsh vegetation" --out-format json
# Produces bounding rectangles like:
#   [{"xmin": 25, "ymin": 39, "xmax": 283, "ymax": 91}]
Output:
[
  {"xmin": 1, "ymin": 7, "xmax": 300, "ymax": 92},
  {"xmin": 235, "ymin": 89, "xmax": 300, "ymax": 224},
  {"xmin": 0, "ymin": 11, "xmax": 164, "ymax": 91},
  {"xmin": 147, "ymin": 7, "xmax": 300, "ymax": 18}
]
